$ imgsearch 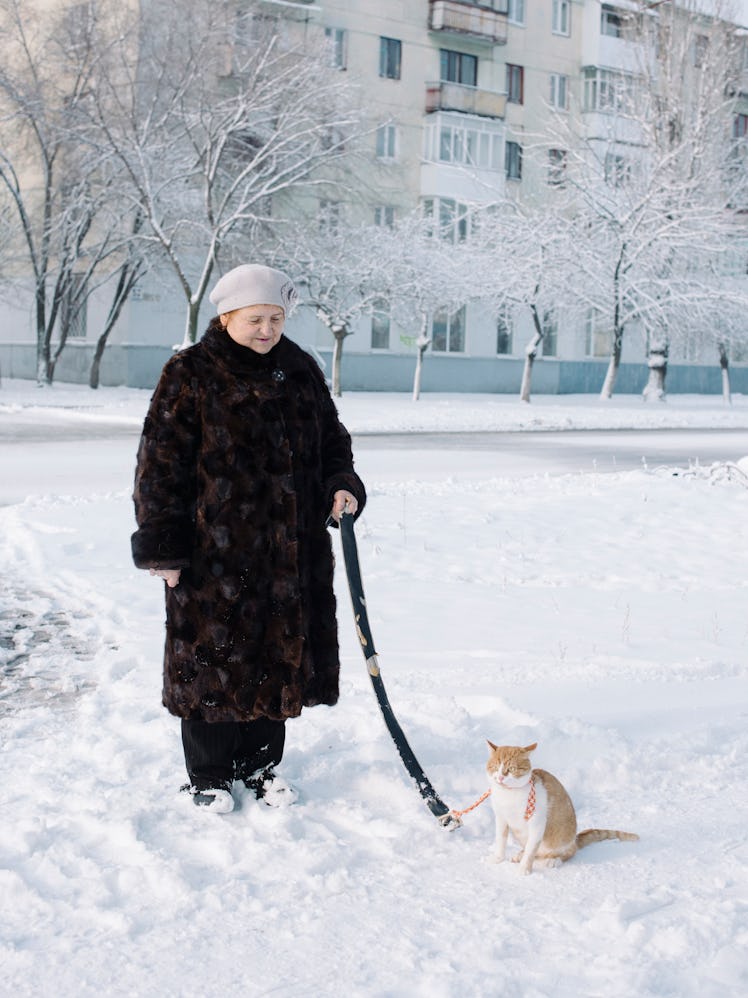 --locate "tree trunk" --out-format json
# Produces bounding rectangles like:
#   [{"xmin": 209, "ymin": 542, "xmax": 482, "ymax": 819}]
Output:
[
  {"xmin": 718, "ymin": 341, "xmax": 732, "ymax": 405},
  {"xmin": 519, "ymin": 303, "xmax": 544, "ymax": 403},
  {"xmin": 600, "ymin": 323, "xmax": 624, "ymax": 400},
  {"xmin": 331, "ymin": 330, "xmax": 345, "ymax": 397},
  {"xmin": 412, "ymin": 314, "xmax": 430, "ymax": 402},
  {"xmin": 35, "ymin": 284, "xmax": 51, "ymax": 386},
  {"xmin": 182, "ymin": 298, "xmax": 202, "ymax": 349},
  {"xmin": 600, "ymin": 262, "xmax": 625, "ymax": 401},
  {"xmin": 90, "ymin": 263, "xmax": 143, "ymax": 388},
  {"xmin": 642, "ymin": 342, "xmax": 668, "ymax": 402}
]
